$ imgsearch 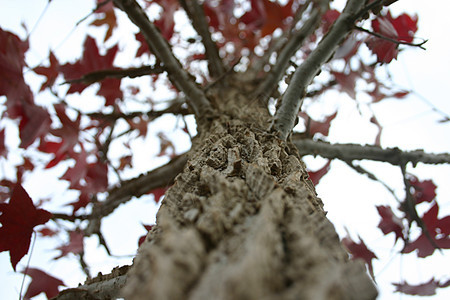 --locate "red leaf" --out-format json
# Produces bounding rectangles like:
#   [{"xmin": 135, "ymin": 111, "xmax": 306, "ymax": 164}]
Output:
[
  {"xmin": 0, "ymin": 29, "xmax": 52, "ymax": 148},
  {"xmin": 402, "ymin": 202, "xmax": 450, "ymax": 257},
  {"xmin": 322, "ymin": 9, "xmax": 340, "ymax": 33},
  {"xmin": 342, "ymin": 235, "xmax": 377, "ymax": 279},
  {"xmin": 299, "ymin": 112, "xmax": 337, "ymax": 137},
  {"xmin": 55, "ymin": 230, "xmax": 84, "ymax": 259},
  {"xmin": 91, "ymin": 1, "xmax": 117, "ymax": 42},
  {"xmin": 138, "ymin": 224, "xmax": 154, "ymax": 247},
  {"xmin": 41, "ymin": 104, "xmax": 81, "ymax": 168},
  {"xmin": 60, "ymin": 36, "xmax": 121, "ymax": 105},
  {"xmin": 38, "ymin": 227, "xmax": 58, "ymax": 237},
  {"xmin": 157, "ymin": 132, "xmax": 175, "ymax": 157},
  {"xmin": 331, "ymin": 70, "xmax": 360, "ymax": 99},
  {"xmin": 0, "ymin": 183, "xmax": 52, "ymax": 270},
  {"xmin": 408, "ymin": 175, "xmax": 436, "ymax": 204},
  {"xmin": 135, "ymin": 32, "xmax": 150, "ymax": 57},
  {"xmin": 67, "ymin": 192, "xmax": 91, "ymax": 213},
  {"xmin": 393, "ymin": 278, "xmax": 449, "ymax": 296},
  {"xmin": 308, "ymin": 161, "xmax": 331, "ymax": 186},
  {"xmin": 387, "ymin": 12, "xmax": 418, "ymax": 43},
  {"xmin": 376, "ymin": 205, "xmax": 404, "ymax": 242},
  {"xmin": 33, "ymin": 51, "xmax": 60, "ymax": 91},
  {"xmin": 149, "ymin": 187, "xmax": 167, "ymax": 203},
  {"xmin": 22, "ymin": 267, "xmax": 65, "ymax": 299}
]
